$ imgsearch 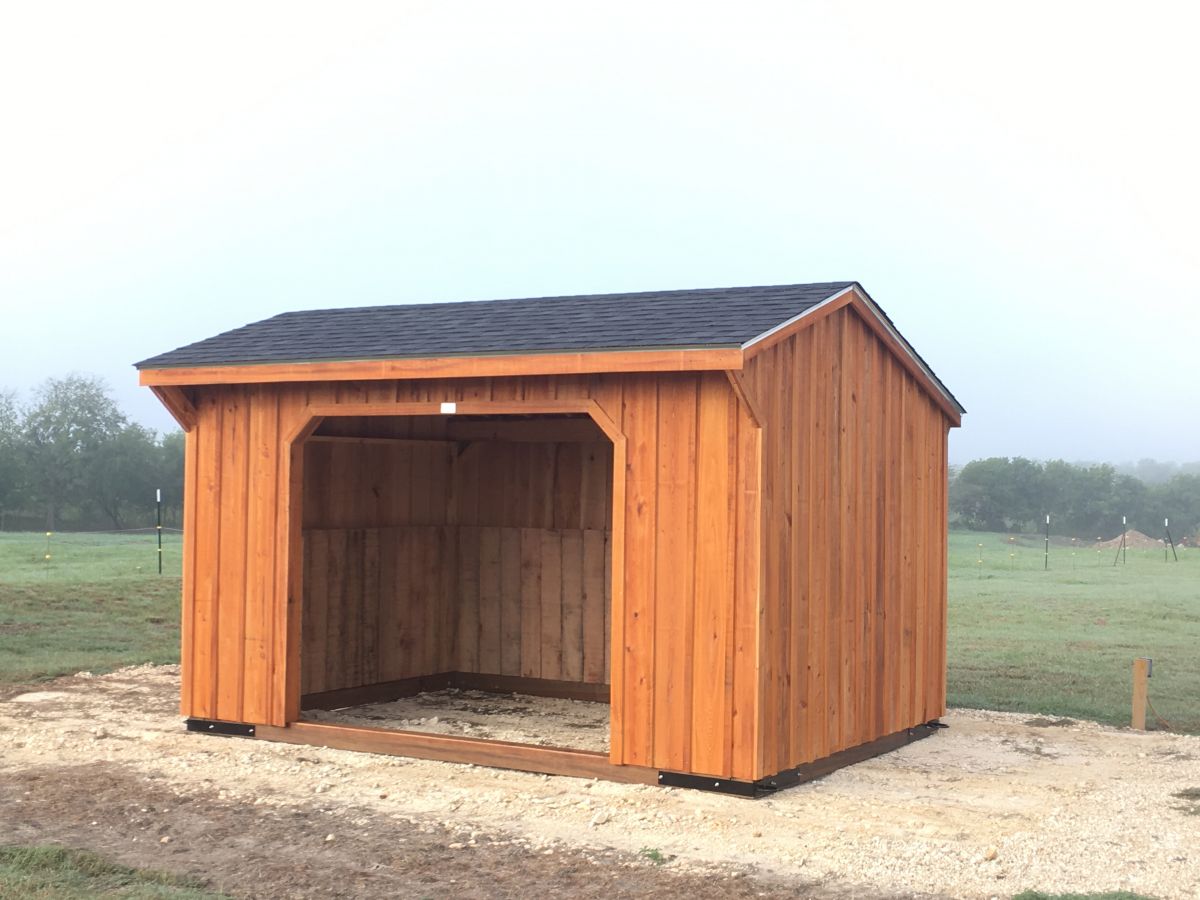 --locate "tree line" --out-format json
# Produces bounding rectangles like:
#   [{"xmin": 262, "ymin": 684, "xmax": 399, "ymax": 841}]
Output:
[
  {"xmin": 0, "ymin": 375, "xmax": 183, "ymax": 531},
  {"xmin": 3, "ymin": 375, "xmax": 1198, "ymax": 540},
  {"xmin": 949, "ymin": 457, "xmax": 1200, "ymax": 540}
]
